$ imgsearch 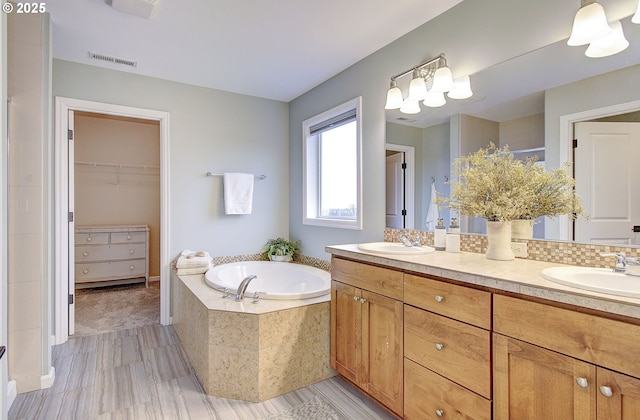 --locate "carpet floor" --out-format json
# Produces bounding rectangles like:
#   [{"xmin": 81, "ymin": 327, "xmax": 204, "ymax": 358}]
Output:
[{"xmin": 74, "ymin": 281, "xmax": 160, "ymax": 336}]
